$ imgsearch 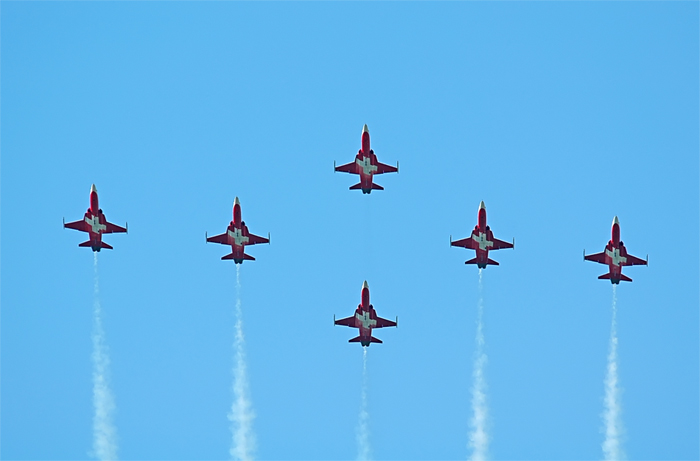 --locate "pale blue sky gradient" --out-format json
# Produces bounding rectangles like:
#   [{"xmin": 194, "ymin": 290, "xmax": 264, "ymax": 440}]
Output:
[{"xmin": 2, "ymin": 3, "xmax": 698, "ymax": 460}]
